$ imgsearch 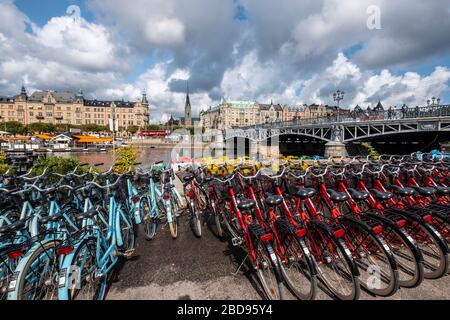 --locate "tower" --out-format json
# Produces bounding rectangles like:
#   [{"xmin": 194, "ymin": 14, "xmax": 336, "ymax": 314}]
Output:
[
  {"xmin": 141, "ymin": 89, "xmax": 150, "ymax": 124},
  {"xmin": 19, "ymin": 84, "xmax": 28, "ymax": 101},
  {"xmin": 184, "ymin": 81, "xmax": 192, "ymax": 126}
]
